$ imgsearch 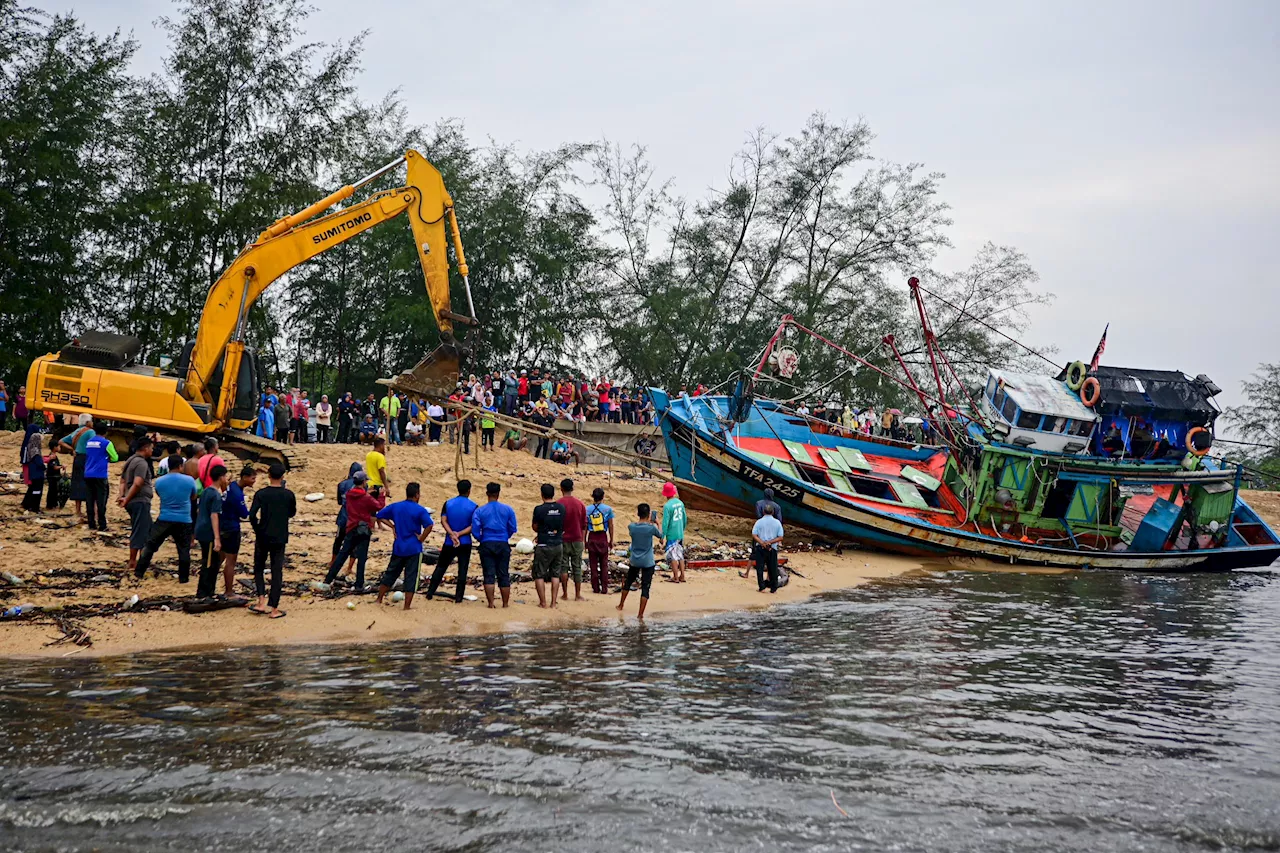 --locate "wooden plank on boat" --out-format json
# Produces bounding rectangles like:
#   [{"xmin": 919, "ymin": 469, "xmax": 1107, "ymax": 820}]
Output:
[
  {"xmin": 820, "ymin": 447, "xmax": 852, "ymax": 473},
  {"xmin": 837, "ymin": 446, "xmax": 873, "ymax": 472},
  {"xmin": 892, "ymin": 481, "xmax": 931, "ymax": 509},
  {"xmin": 782, "ymin": 439, "xmax": 813, "ymax": 465},
  {"xmin": 828, "ymin": 471, "xmax": 853, "ymax": 493},
  {"xmin": 900, "ymin": 465, "xmax": 942, "ymax": 492}
]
